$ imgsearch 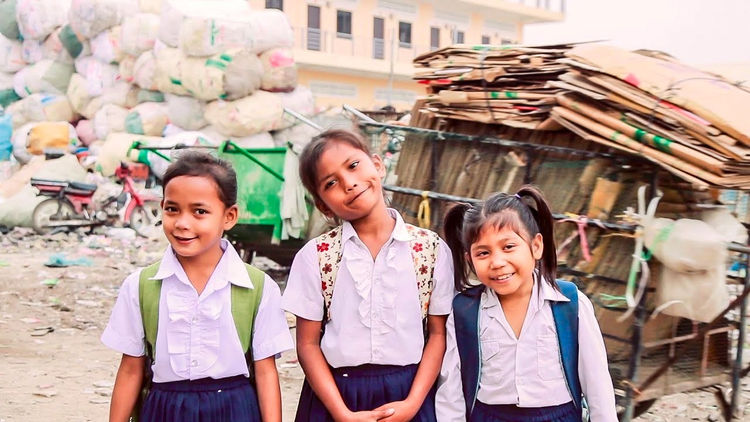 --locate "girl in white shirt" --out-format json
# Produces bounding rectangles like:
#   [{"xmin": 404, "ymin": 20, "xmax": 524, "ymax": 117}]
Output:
[
  {"xmin": 102, "ymin": 151, "xmax": 293, "ymax": 422},
  {"xmin": 437, "ymin": 186, "xmax": 618, "ymax": 422},
  {"xmin": 283, "ymin": 129, "xmax": 455, "ymax": 422}
]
